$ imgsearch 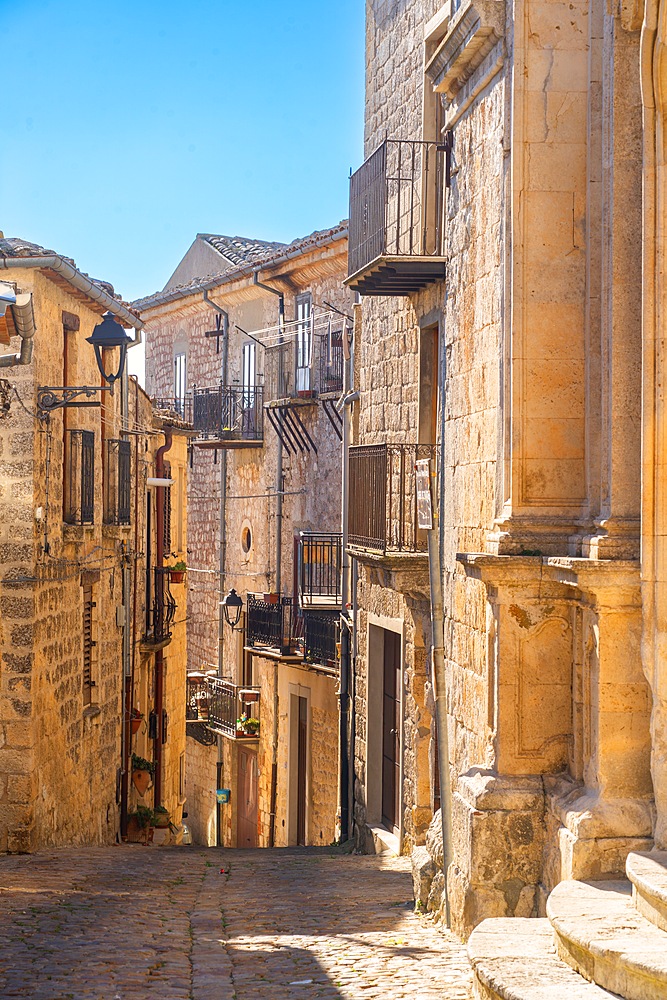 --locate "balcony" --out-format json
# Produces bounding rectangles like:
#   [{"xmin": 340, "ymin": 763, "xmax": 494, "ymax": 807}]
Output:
[
  {"xmin": 186, "ymin": 673, "xmax": 261, "ymax": 741},
  {"xmin": 141, "ymin": 567, "xmax": 176, "ymax": 648},
  {"xmin": 348, "ymin": 443, "xmax": 436, "ymax": 555},
  {"xmin": 346, "ymin": 139, "xmax": 446, "ymax": 296},
  {"xmin": 299, "ymin": 532, "xmax": 342, "ymax": 608},
  {"xmin": 246, "ymin": 594, "xmax": 298, "ymax": 656},
  {"xmin": 264, "ymin": 331, "xmax": 345, "ymax": 404},
  {"xmin": 303, "ymin": 610, "xmax": 340, "ymax": 670},
  {"xmin": 192, "ymin": 384, "xmax": 263, "ymax": 449}
]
